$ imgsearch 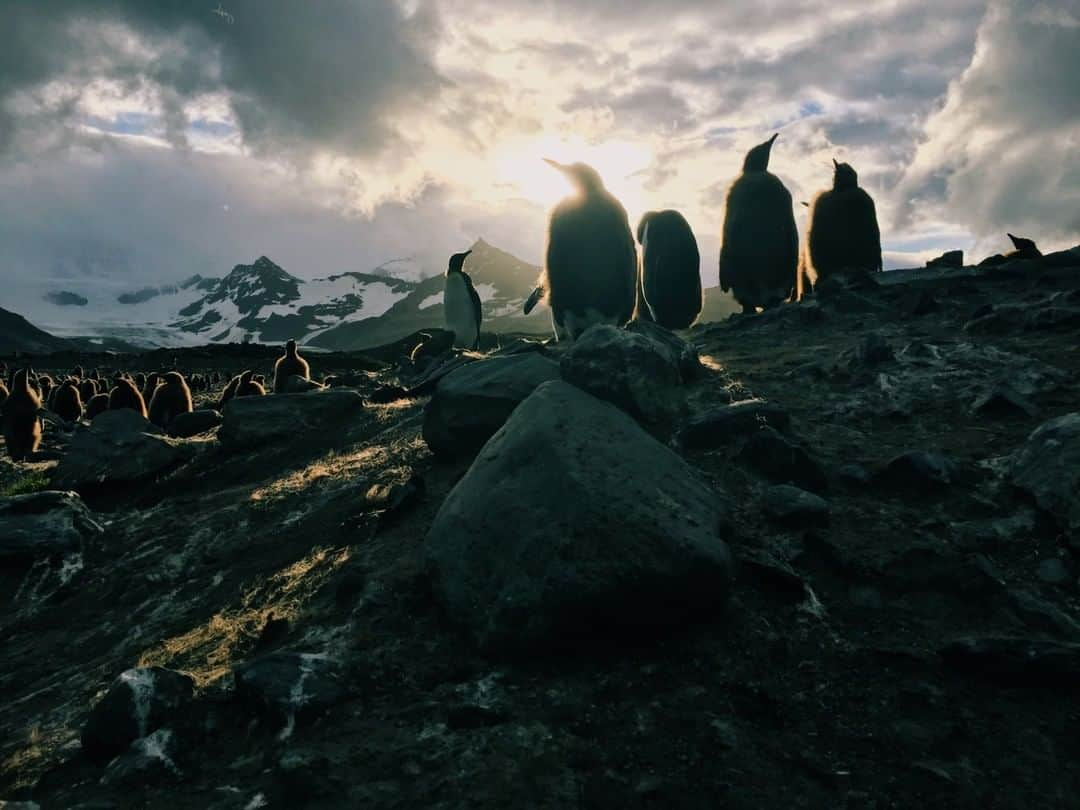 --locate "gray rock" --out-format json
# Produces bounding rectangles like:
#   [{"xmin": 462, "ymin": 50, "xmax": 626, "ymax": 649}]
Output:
[
  {"xmin": 560, "ymin": 324, "xmax": 683, "ymax": 429},
  {"xmin": 219, "ymin": 390, "xmax": 364, "ymax": 451},
  {"xmin": 852, "ymin": 332, "xmax": 894, "ymax": 367},
  {"xmin": 52, "ymin": 410, "xmax": 189, "ymax": 491},
  {"xmin": 0, "ymin": 490, "xmax": 103, "ymax": 562},
  {"xmin": 940, "ymin": 637, "xmax": 1080, "ymax": 687},
  {"xmin": 81, "ymin": 667, "xmax": 195, "ymax": 762},
  {"xmin": 100, "ymin": 729, "xmax": 182, "ymax": 786},
  {"xmin": 1007, "ymin": 589, "xmax": 1080, "ymax": 638},
  {"xmin": 737, "ymin": 427, "xmax": 828, "ymax": 493},
  {"xmin": 1011, "ymin": 413, "xmax": 1080, "ymax": 538},
  {"xmin": 876, "ymin": 451, "xmax": 957, "ymax": 491},
  {"xmin": 234, "ymin": 652, "xmax": 346, "ymax": 729},
  {"xmin": 425, "ymin": 380, "xmax": 733, "ymax": 653},
  {"xmin": 1037, "ymin": 557, "xmax": 1071, "ymax": 586},
  {"xmin": 166, "ymin": 409, "xmax": 222, "ymax": 439},
  {"xmin": 971, "ymin": 385, "xmax": 1039, "ymax": 418},
  {"xmin": 624, "ymin": 320, "xmax": 702, "ymax": 381},
  {"xmin": 422, "ymin": 353, "xmax": 561, "ymax": 457},
  {"xmin": 762, "ymin": 485, "xmax": 830, "ymax": 527},
  {"xmin": 676, "ymin": 400, "xmax": 790, "ymax": 451},
  {"xmin": 926, "ymin": 250, "xmax": 963, "ymax": 268}
]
